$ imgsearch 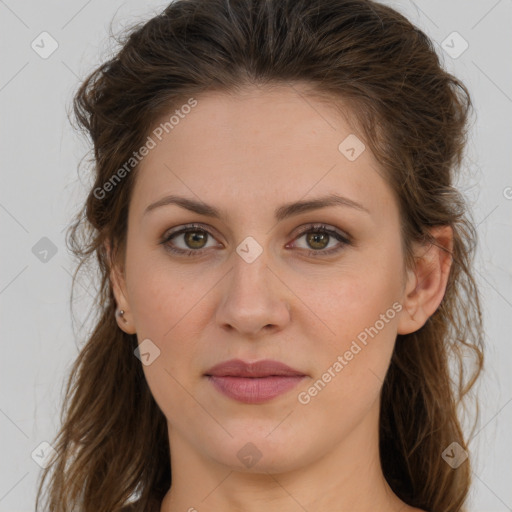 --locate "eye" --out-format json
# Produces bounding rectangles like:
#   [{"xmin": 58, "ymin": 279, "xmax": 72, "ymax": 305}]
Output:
[
  {"xmin": 160, "ymin": 222, "xmax": 351, "ymax": 258},
  {"xmin": 160, "ymin": 223, "xmax": 220, "ymax": 256},
  {"xmin": 288, "ymin": 223, "xmax": 351, "ymax": 257}
]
